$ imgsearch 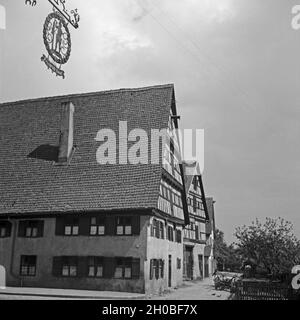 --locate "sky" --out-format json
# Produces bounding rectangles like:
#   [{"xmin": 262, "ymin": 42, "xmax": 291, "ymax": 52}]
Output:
[{"xmin": 0, "ymin": 0, "xmax": 299, "ymax": 243}]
